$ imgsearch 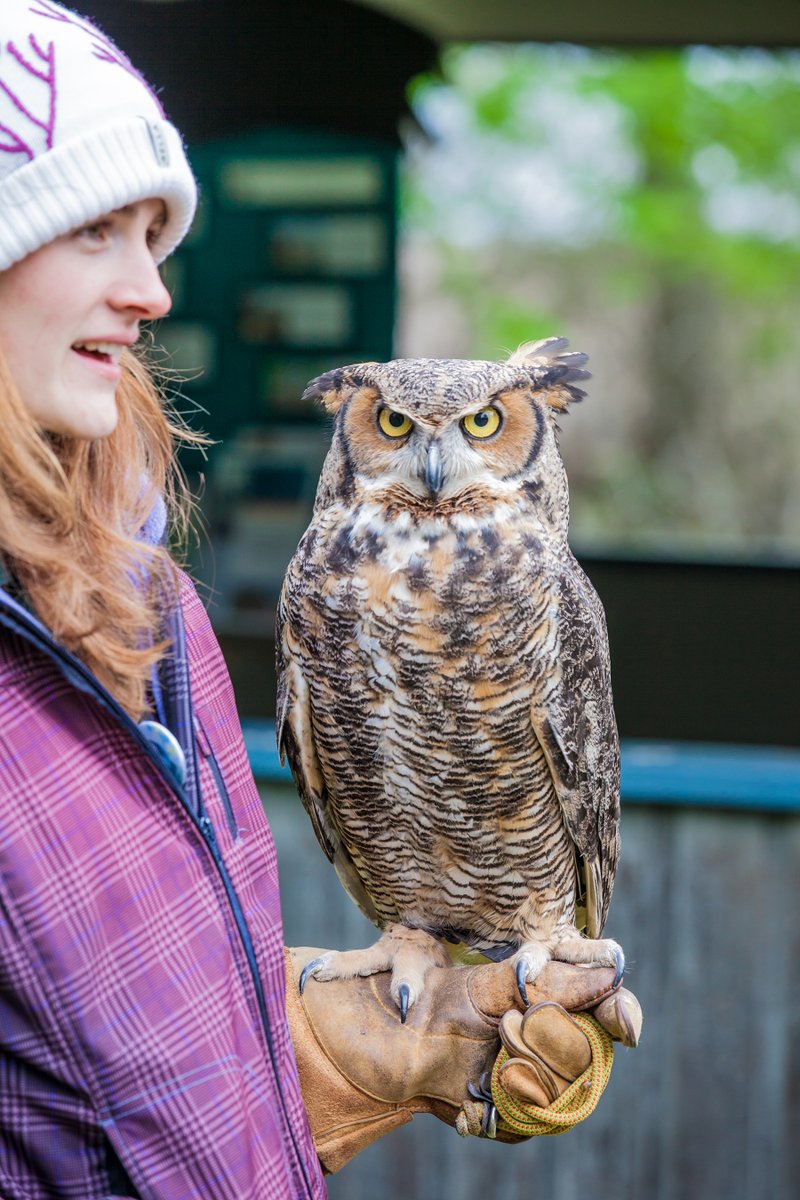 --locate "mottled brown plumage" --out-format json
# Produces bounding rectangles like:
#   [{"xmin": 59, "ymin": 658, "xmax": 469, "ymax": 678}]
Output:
[{"xmin": 277, "ymin": 338, "xmax": 622, "ymax": 1014}]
